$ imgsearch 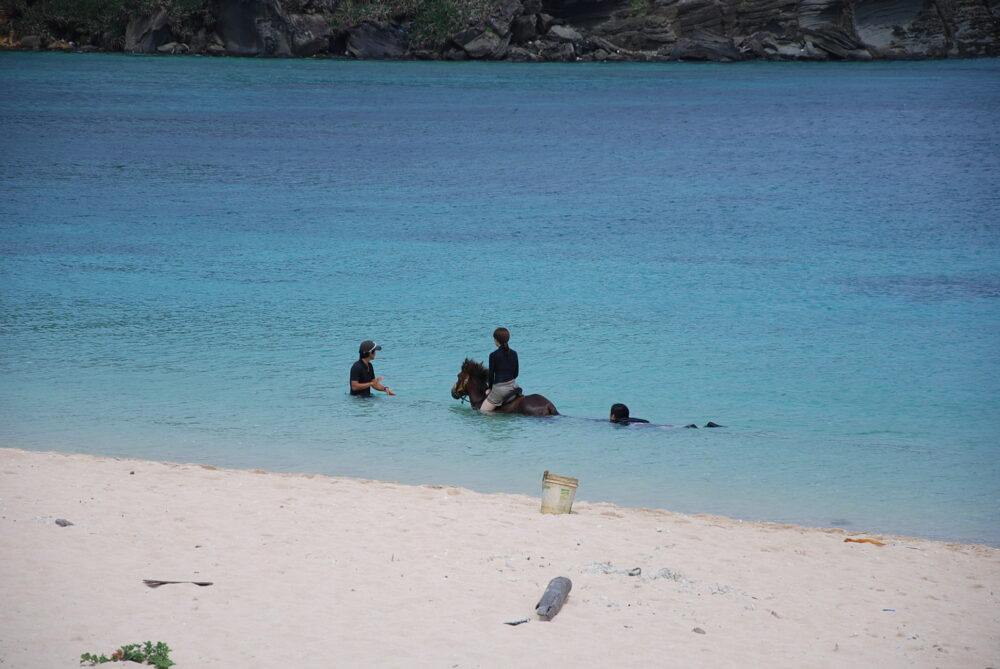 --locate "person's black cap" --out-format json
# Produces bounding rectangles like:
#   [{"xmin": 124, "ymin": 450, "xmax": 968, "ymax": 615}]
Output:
[{"xmin": 360, "ymin": 340, "xmax": 382, "ymax": 355}]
